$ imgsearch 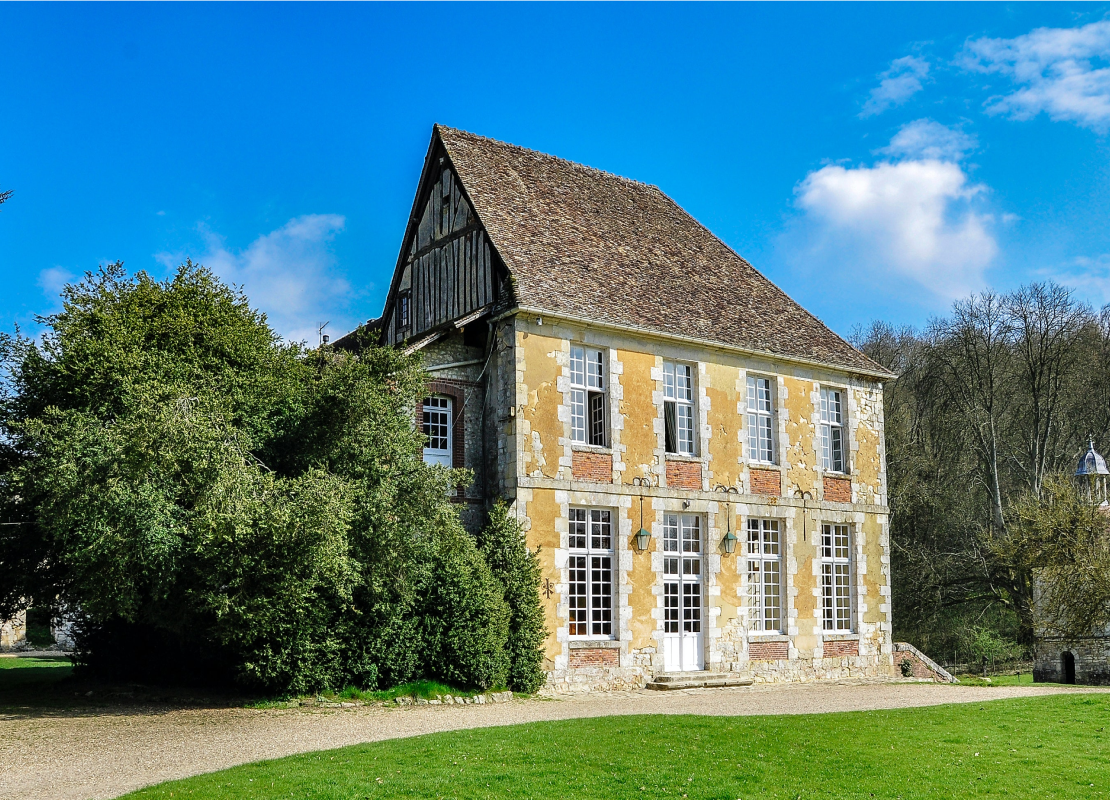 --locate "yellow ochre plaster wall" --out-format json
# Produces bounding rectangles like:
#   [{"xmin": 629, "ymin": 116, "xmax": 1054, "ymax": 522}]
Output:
[
  {"xmin": 704, "ymin": 363, "xmax": 744, "ymax": 489},
  {"xmin": 518, "ymin": 331, "xmax": 565, "ymax": 480},
  {"xmin": 523, "ymin": 487, "xmax": 562, "ymax": 663},
  {"xmin": 619, "ymin": 349, "xmax": 660, "ymax": 483}
]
